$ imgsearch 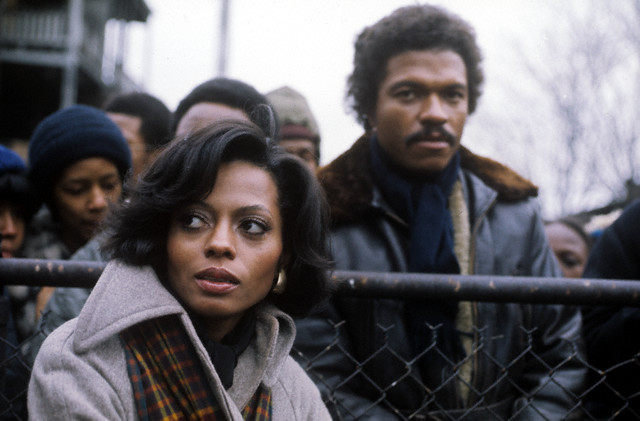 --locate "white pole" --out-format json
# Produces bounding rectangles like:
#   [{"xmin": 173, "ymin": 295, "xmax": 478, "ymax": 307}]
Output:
[{"xmin": 217, "ymin": 0, "xmax": 229, "ymax": 76}]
